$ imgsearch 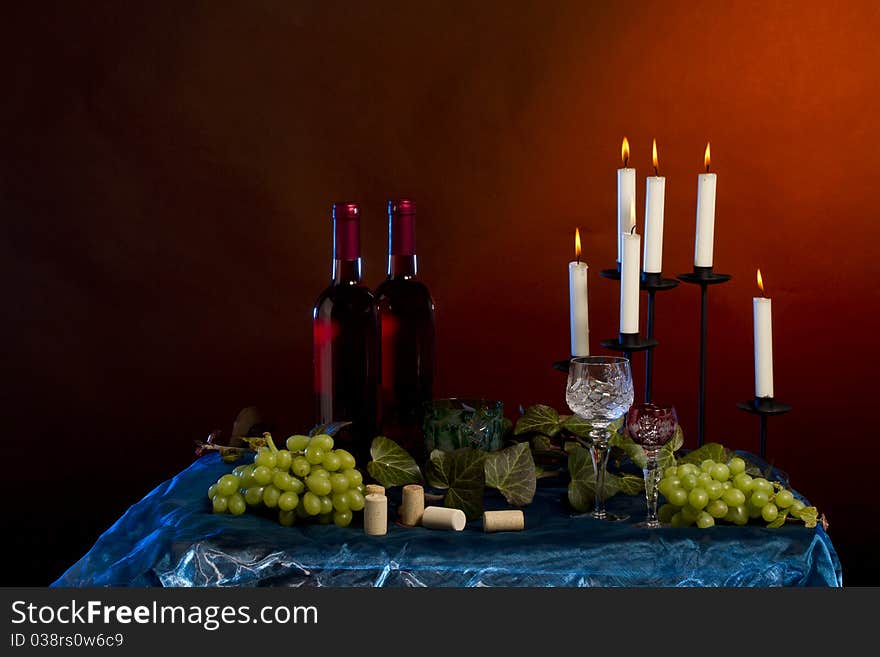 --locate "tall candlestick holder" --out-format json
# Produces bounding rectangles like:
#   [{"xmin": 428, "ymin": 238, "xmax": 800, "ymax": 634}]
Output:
[
  {"xmin": 599, "ymin": 332, "xmax": 657, "ymax": 360},
  {"xmin": 736, "ymin": 397, "xmax": 792, "ymax": 460},
  {"xmin": 676, "ymin": 266, "xmax": 731, "ymax": 447}
]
